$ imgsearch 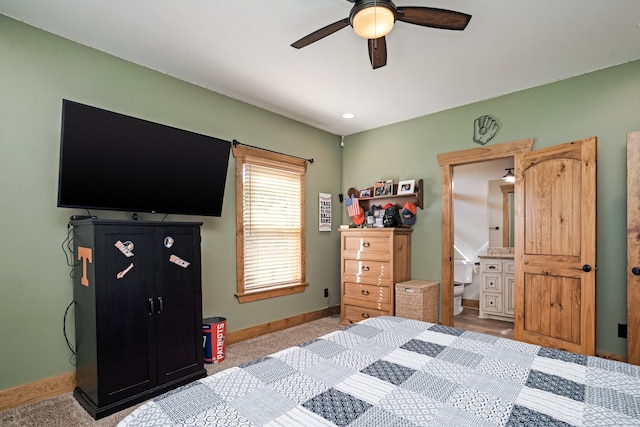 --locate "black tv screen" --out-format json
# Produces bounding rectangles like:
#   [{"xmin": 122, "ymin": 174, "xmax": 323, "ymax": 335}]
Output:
[{"xmin": 57, "ymin": 99, "xmax": 231, "ymax": 217}]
